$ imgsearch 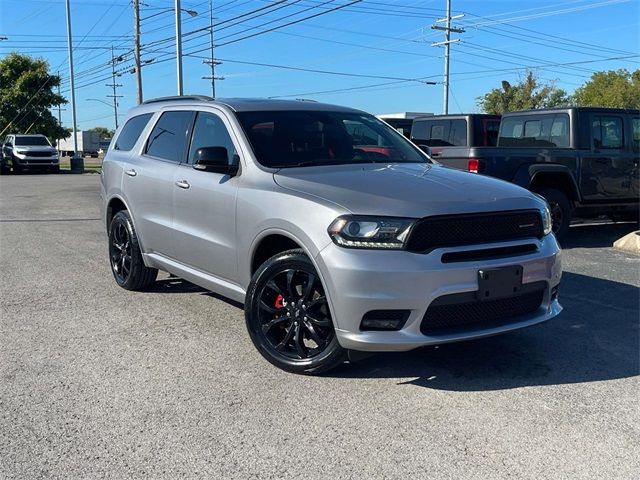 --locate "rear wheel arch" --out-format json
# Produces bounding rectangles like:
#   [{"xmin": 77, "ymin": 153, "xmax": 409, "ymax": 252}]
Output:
[
  {"xmin": 529, "ymin": 170, "xmax": 580, "ymax": 202},
  {"xmin": 106, "ymin": 197, "xmax": 128, "ymax": 230}
]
